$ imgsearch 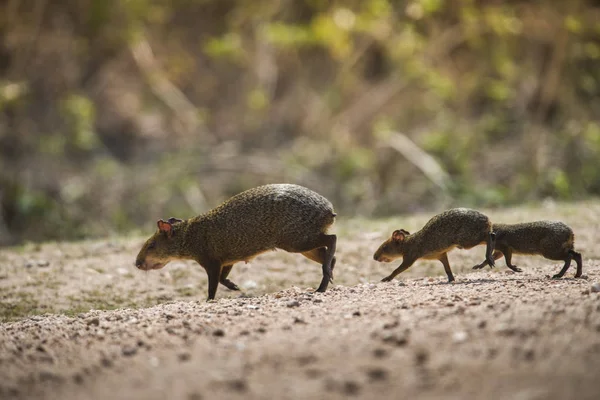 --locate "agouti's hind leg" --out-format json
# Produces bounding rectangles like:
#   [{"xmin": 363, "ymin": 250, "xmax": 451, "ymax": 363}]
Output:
[
  {"xmin": 315, "ymin": 234, "xmax": 337, "ymax": 293},
  {"xmin": 302, "ymin": 248, "xmax": 337, "ymax": 278},
  {"xmin": 571, "ymin": 250, "xmax": 583, "ymax": 278},
  {"xmin": 502, "ymin": 249, "xmax": 522, "ymax": 272},
  {"xmin": 473, "ymin": 250, "xmax": 503, "ymax": 270},
  {"xmin": 552, "ymin": 253, "xmax": 573, "ymax": 279},
  {"xmin": 485, "ymin": 232, "xmax": 496, "ymax": 267},
  {"xmin": 220, "ymin": 265, "xmax": 240, "ymax": 291},
  {"xmin": 438, "ymin": 253, "xmax": 455, "ymax": 282}
]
